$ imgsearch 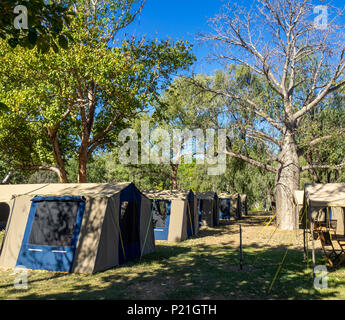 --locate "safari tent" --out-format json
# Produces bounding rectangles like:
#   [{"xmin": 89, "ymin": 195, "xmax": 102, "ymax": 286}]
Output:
[
  {"xmin": 196, "ymin": 192, "xmax": 219, "ymax": 227},
  {"xmin": 293, "ymin": 190, "xmax": 304, "ymax": 230},
  {"xmin": 0, "ymin": 183, "xmax": 155, "ymax": 274},
  {"xmin": 302, "ymin": 184, "xmax": 345, "ymax": 235},
  {"xmin": 218, "ymin": 193, "xmax": 241, "ymax": 220},
  {"xmin": 240, "ymin": 194, "xmax": 248, "ymax": 217},
  {"xmin": 302, "ymin": 184, "xmax": 345, "ymax": 267},
  {"xmin": 143, "ymin": 190, "xmax": 198, "ymax": 242}
]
